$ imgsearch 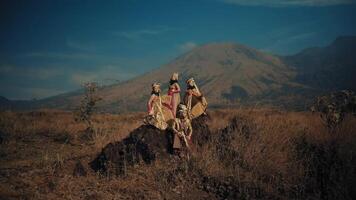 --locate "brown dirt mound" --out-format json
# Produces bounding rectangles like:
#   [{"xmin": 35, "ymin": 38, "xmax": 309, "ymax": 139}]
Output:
[{"xmin": 90, "ymin": 115, "xmax": 211, "ymax": 176}]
